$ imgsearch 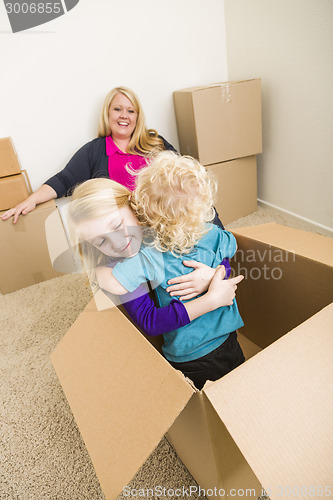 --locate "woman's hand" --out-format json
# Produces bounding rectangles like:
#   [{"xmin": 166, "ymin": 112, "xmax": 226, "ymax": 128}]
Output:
[
  {"xmin": 1, "ymin": 185, "xmax": 57, "ymax": 223},
  {"xmin": 166, "ymin": 260, "xmax": 221, "ymax": 300},
  {"xmin": 1, "ymin": 197, "xmax": 37, "ymax": 223}
]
